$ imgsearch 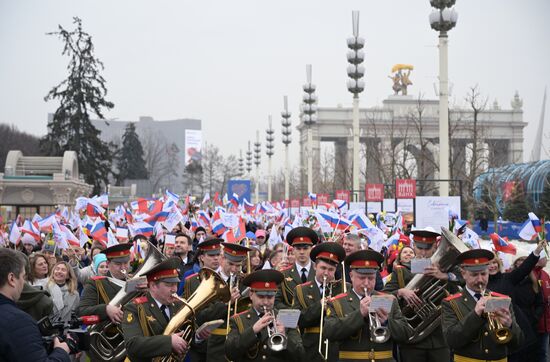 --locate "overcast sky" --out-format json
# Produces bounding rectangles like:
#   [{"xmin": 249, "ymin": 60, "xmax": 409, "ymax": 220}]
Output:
[{"xmin": 1, "ymin": 0, "xmax": 549, "ymax": 174}]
